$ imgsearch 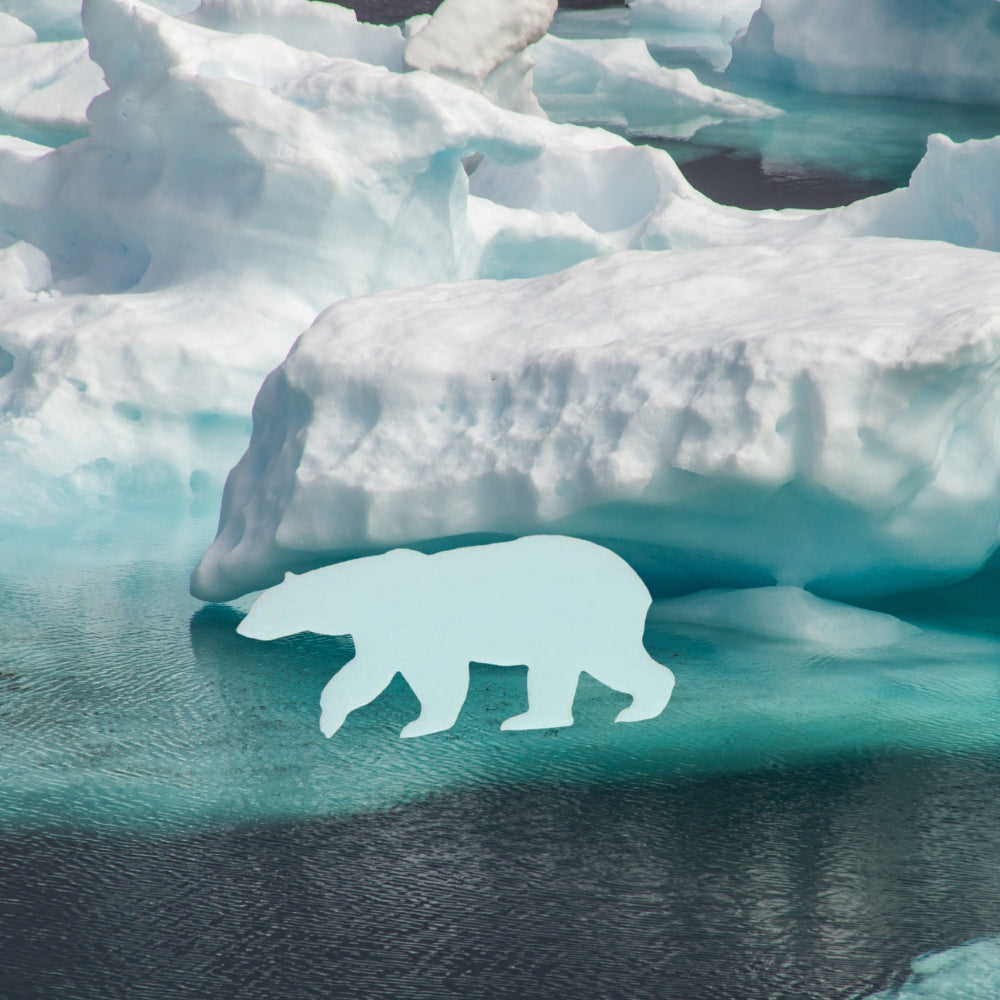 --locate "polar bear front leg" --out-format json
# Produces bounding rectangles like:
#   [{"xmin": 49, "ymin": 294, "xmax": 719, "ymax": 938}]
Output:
[
  {"xmin": 501, "ymin": 663, "xmax": 579, "ymax": 731},
  {"xmin": 319, "ymin": 654, "xmax": 396, "ymax": 738},
  {"xmin": 398, "ymin": 660, "xmax": 470, "ymax": 739}
]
